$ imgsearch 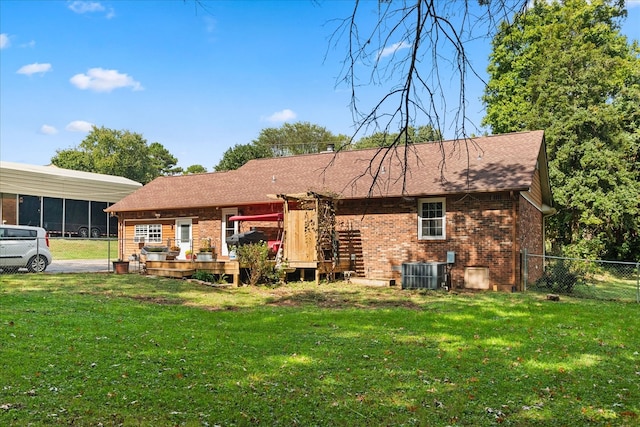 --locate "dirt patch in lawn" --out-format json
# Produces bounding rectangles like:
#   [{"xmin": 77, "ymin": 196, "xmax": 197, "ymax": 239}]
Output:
[
  {"xmin": 265, "ymin": 289, "xmax": 424, "ymax": 310},
  {"xmin": 128, "ymin": 295, "xmax": 184, "ymax": 305}
]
